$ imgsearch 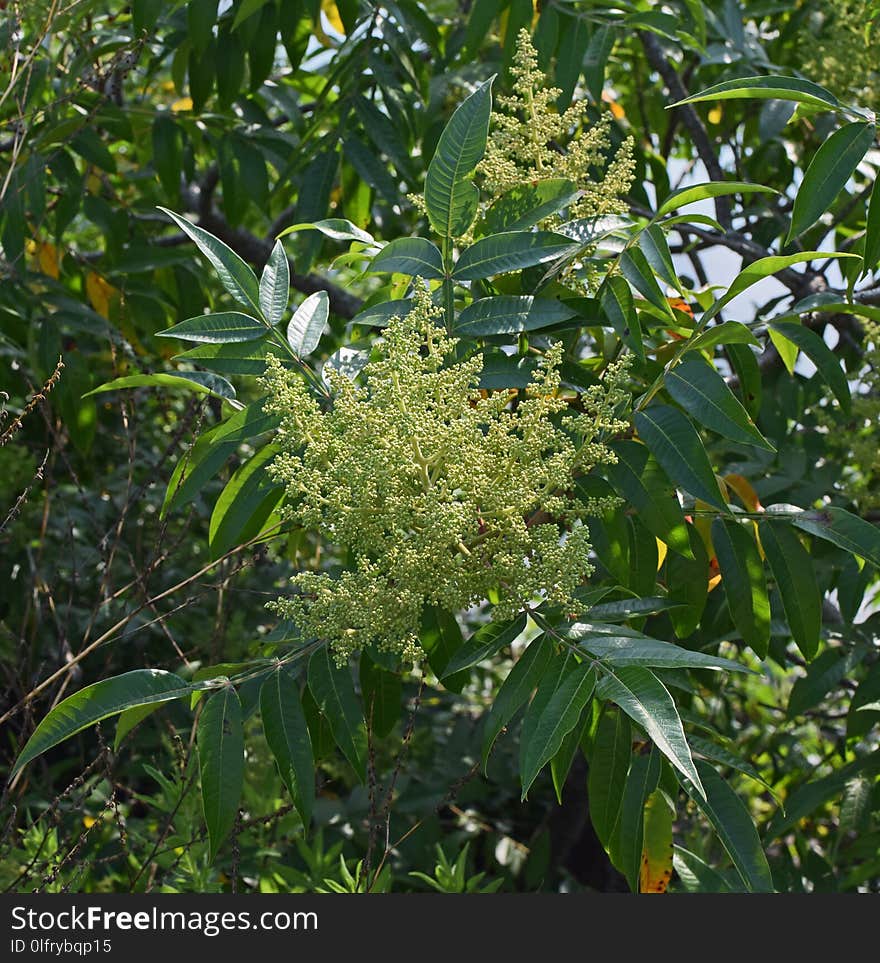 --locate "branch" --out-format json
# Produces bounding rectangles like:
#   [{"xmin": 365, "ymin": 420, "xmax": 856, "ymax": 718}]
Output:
[{"xmin": 639, "ymin": 30, "xmax": 732, "ymax": 230}]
